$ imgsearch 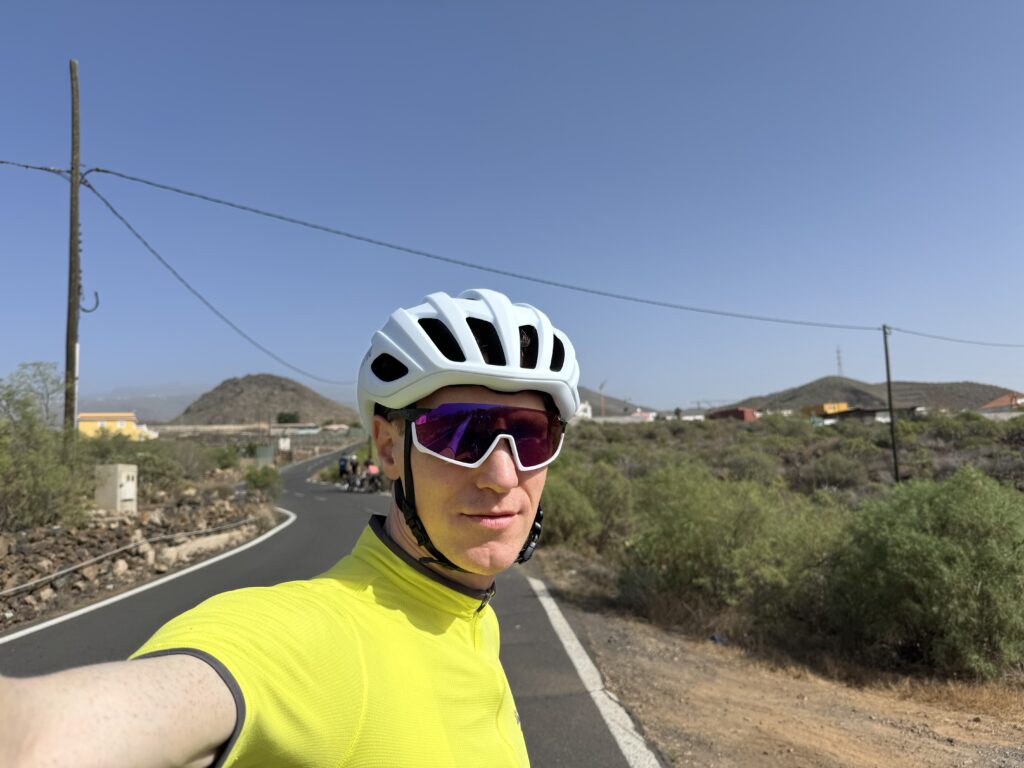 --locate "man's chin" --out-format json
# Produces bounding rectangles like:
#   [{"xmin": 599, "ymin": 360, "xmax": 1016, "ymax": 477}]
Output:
[{"xmin": 458, "ymin": 541, "xmax": 523, "ymax": 576}]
